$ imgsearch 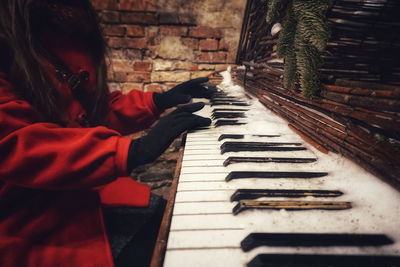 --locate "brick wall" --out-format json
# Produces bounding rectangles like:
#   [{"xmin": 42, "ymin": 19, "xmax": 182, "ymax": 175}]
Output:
[{"xmin": 91, "ymin": 0, "xmax": 246, "ymax": 93}]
